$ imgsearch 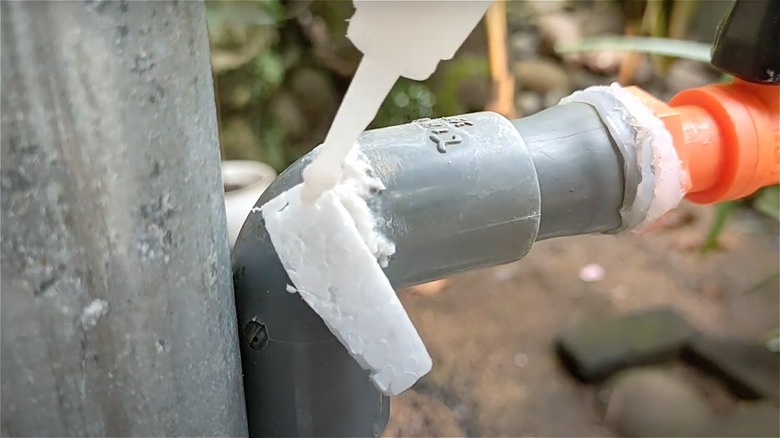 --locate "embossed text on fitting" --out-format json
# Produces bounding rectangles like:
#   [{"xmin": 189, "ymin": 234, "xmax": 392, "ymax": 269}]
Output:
[{"xmin": 413, "ymin": 117, "xmax": 474, "ymax": 153}]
